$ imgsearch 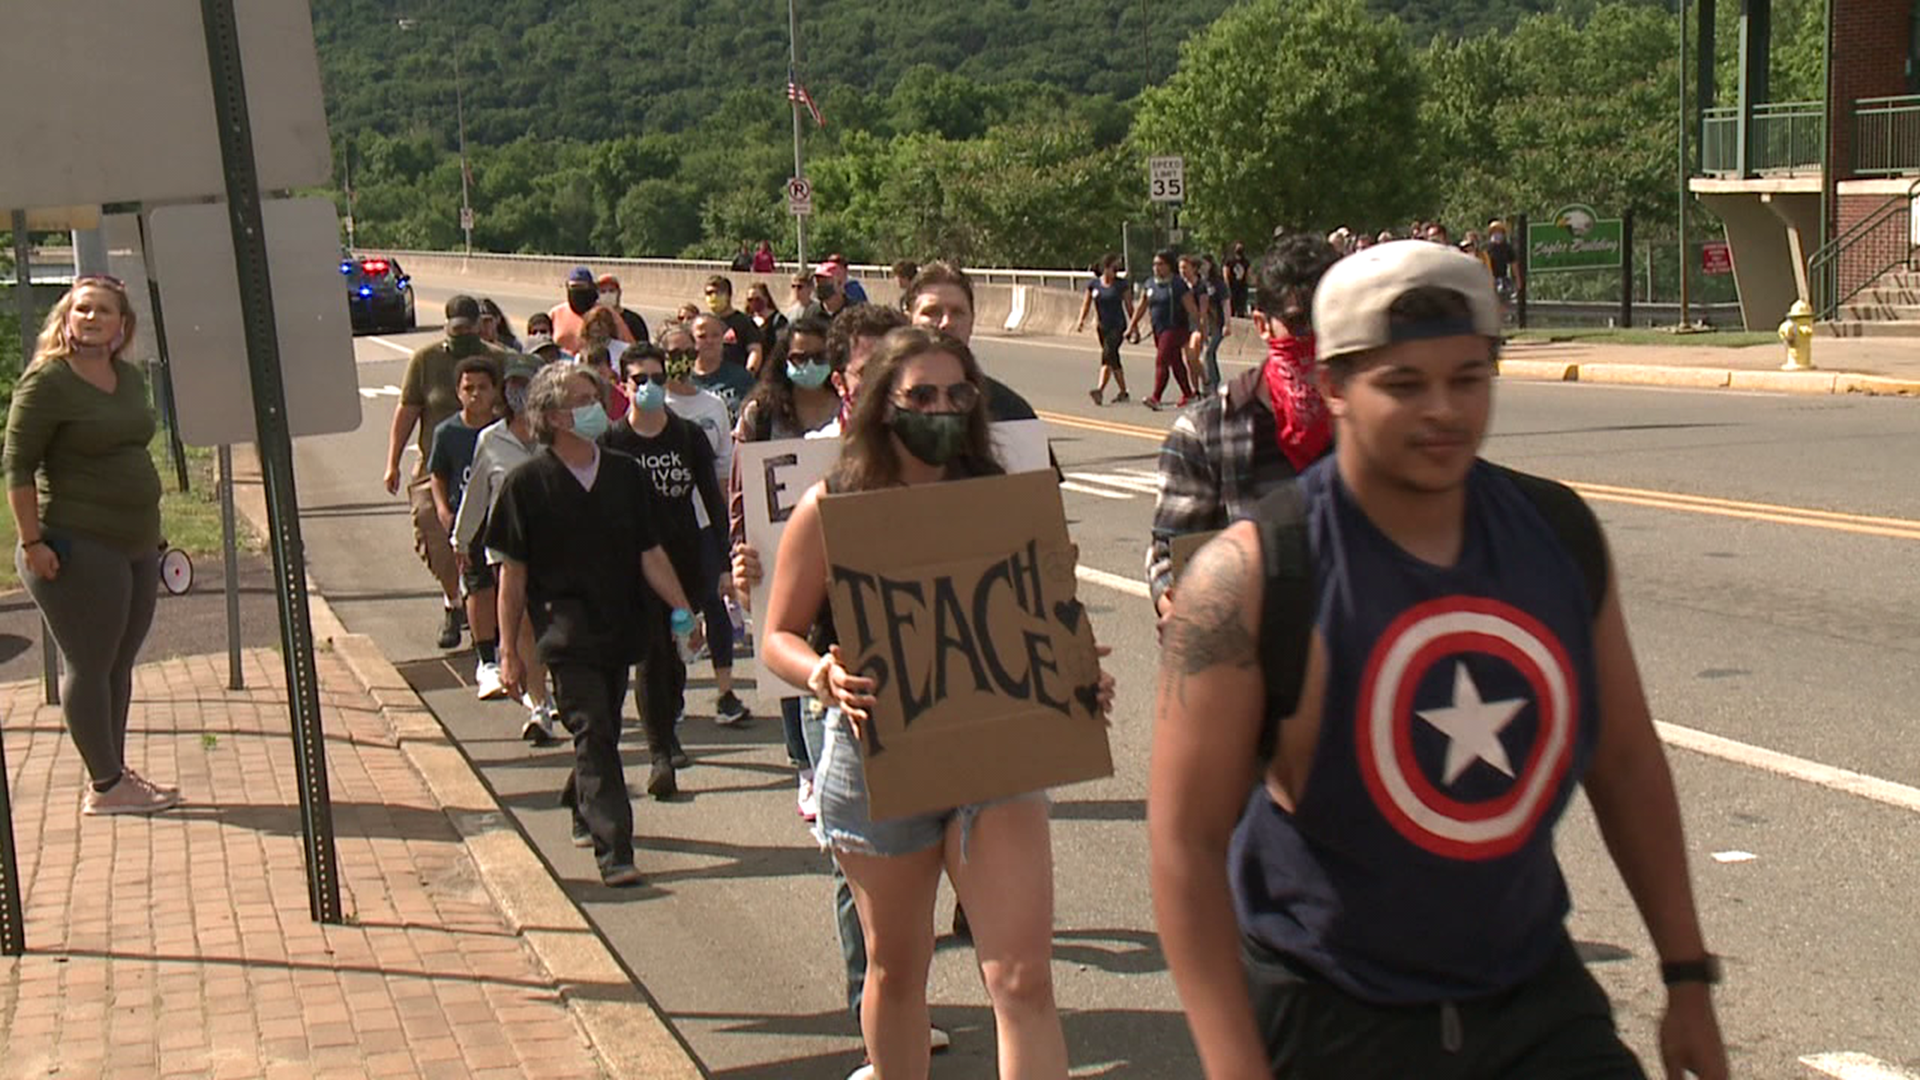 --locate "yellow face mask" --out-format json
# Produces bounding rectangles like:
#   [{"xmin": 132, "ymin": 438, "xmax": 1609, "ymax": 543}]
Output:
[{"xmin": 706, "ymin": 294, "xmax": 728, "ymax": 314}]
